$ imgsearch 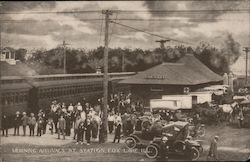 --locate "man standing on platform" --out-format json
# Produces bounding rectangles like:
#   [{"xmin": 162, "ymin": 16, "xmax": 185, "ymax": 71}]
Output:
[
  {"xmin": 14, "ymin": 111, "xmax": 21, "ymax": 136},
  {"xmin": 21, "ymin": 112, "xmax": 29, "ymax": 136},
  {"xmin": 57, "ymin": 115, "xmax": 66, "ymax": 140},
  {"xmin": 207, "ymin": 135, "xmax": 219, "ymax": 161}
]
